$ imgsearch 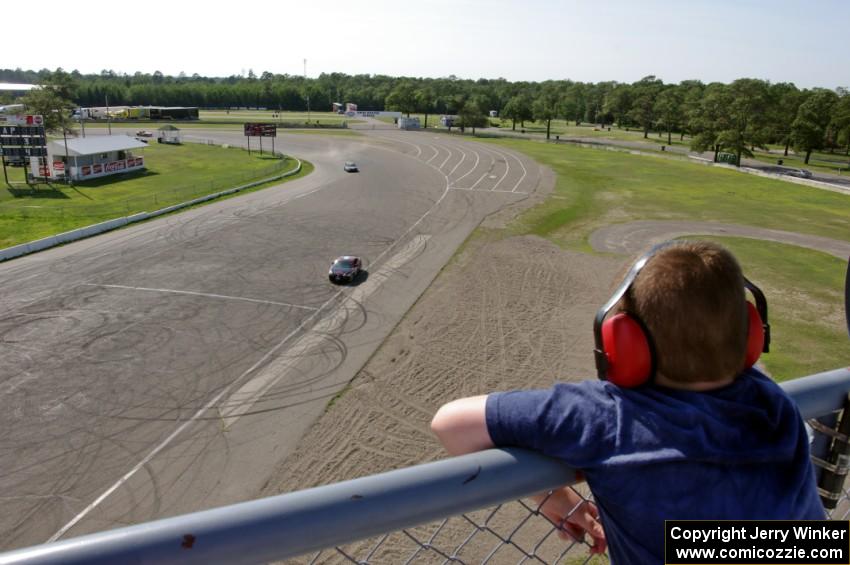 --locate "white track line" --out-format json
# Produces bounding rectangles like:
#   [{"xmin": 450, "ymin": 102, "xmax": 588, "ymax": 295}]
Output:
[
  {"xmin": 49, "ymin": 134, "xmax": 454, "ymax": 544},
  {"xmin": 438, "ymin": 148, "xmax": 454, "ymax": 170},
  {"xmin": 425, "ymin": 145, "xmax": 440, "ymax": 164},
  {"xmin": 489, "ymin": 149, "xmax": 512, "ymax": 191},
  {"xmin": 452, "ymin": 147, "xmax": 480, "ymax": 186},
  {"xmin": 489, "ymin": 145, "xmax": 529, "ymax": 192},
  {"xmin": 84, "ymin": 284, "xmax": 318, "ymax": 311},
  {"xmin": 468, "ymin": 150, "xmax": 497, "ymax": 190},
  {"xmin": 446, "ymin": 146, "xmax": 468, "ymax": 177}
]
